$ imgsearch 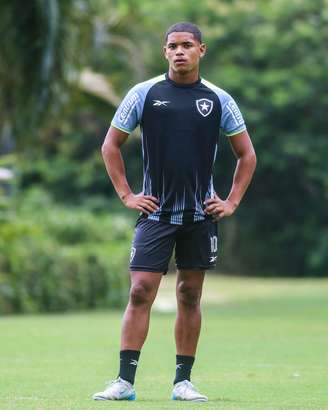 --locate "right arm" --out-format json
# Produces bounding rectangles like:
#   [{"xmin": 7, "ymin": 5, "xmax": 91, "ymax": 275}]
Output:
[{"xmin": 101, "ymin": 126, "xmax": 159, "ymax": 214}]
